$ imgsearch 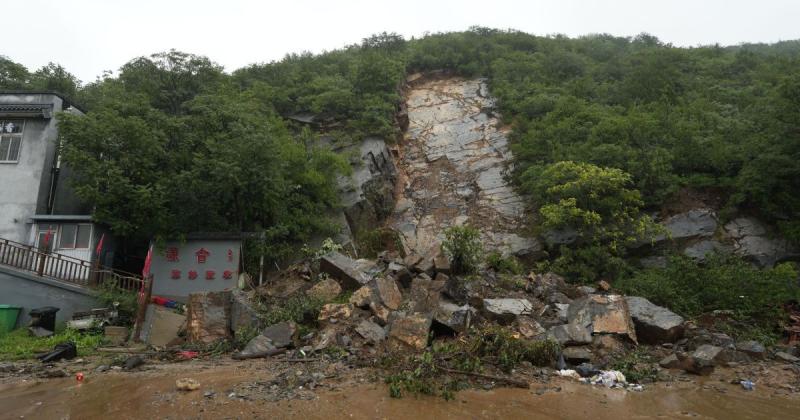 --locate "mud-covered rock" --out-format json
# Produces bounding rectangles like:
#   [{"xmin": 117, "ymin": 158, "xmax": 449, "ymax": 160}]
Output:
[
  {"xmin": 389, "ymin": 313, "xmax": 432, "ymax": 350},
  {"xmin": 567, "ymin": 294, "xmax": 637, "ymax": 344},
  {"xmin": 306, "ymin": 278, "xmax": 342, "ymax": 302},
  {"xmin": 317, "ymin": 303, "xmax": 353, "ymax": 323},
  {"xmin": 736, "ymin": 341, "xmax": 766, "ymax": 360},
  {"xmin": 625, "ymin": 296, "xmax": 684, "ymax": 344}
]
